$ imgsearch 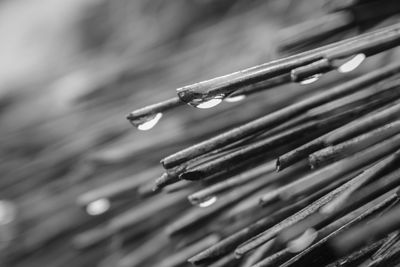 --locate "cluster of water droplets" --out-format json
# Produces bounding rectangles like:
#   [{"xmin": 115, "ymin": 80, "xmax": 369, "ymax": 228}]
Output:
[
  {"xmin": 129, "ymin": 54, "xmax": 366, "ymax": 131},
  {"xmin": 297, "ymin": 53, "xmax": 366, "ymax": 85}
]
